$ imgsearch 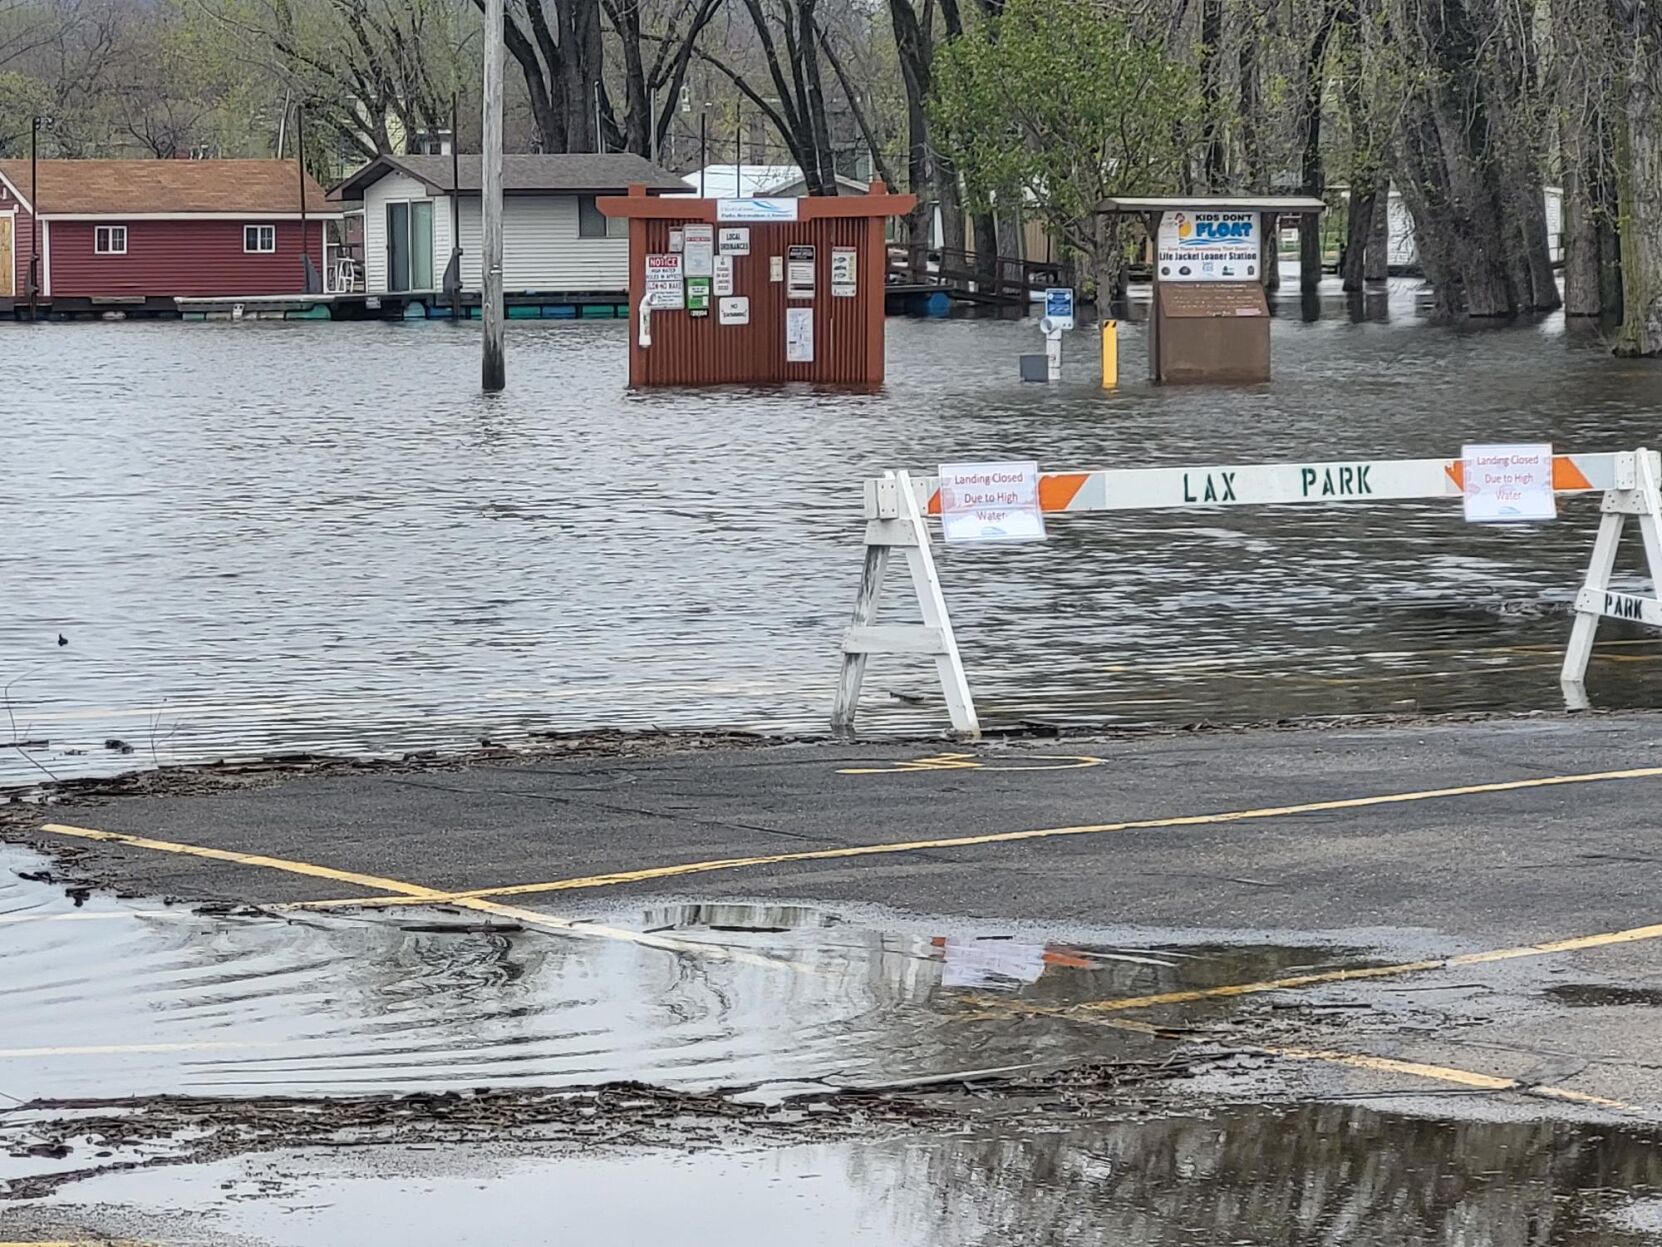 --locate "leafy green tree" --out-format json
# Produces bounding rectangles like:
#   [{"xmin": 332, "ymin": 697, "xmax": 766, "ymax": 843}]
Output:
[{"xmin": 930, "ymin": 0, "xmax": 1201, "ymax": 296}]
